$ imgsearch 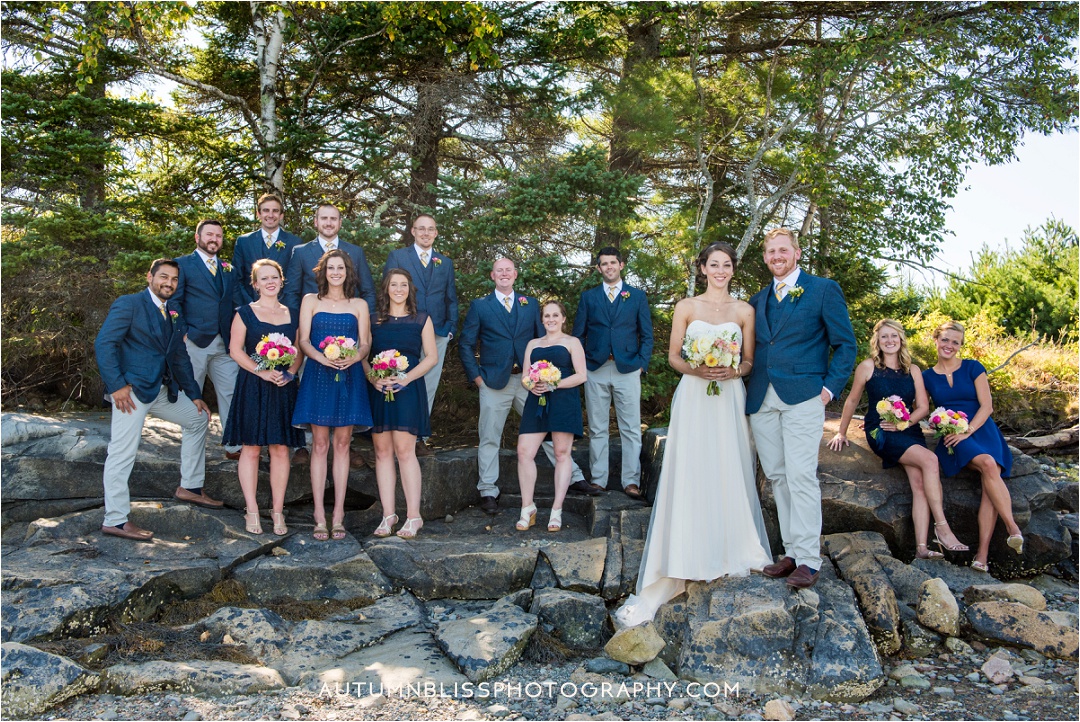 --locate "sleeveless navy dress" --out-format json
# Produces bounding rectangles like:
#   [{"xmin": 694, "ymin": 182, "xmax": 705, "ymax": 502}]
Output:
[
  {"xmin": 223, "ymin": 305, "xmax": 305, "ymax": 448},
  {"xmin": 519, "ymin": 345, "xmax": 583, "ymax": 437},
  {"xmin": 922, "ymin": 359, "xmax": 1012, "ymax": 478},
  {"xmin": 368, "ymin": 312, "xmax": 430, "ymax": 437},
  {"xmin": 292, "ymin": 312, "xmax": 373, "ymax": 428},
  {"xmin": 863, "ymin": 365, "xmax": 926, "ymax": 469}
]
